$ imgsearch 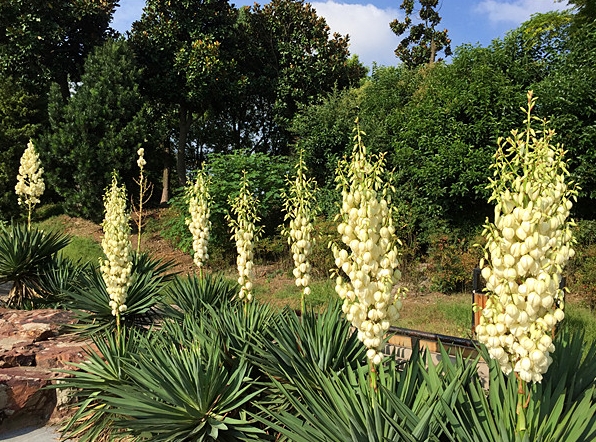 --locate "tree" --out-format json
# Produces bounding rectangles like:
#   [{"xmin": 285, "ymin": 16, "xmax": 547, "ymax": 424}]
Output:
[
  {"xmin": 248, "ymin": 0, "xmax": 362, "ymax": 153},
  {"xmin": 184, "ymin": 0, "xmax": 365, "ymax": 159},
  {"xmin": 389, "ymin": 0, "xmax": 452, "ymax": 68},
  {"xmin": 0, "ymin": 0, "xmax": 117, "ymax": 99},
  {"xmin": 130, "ymin": 0, "xmax": 237, "ymax": 187},
  {"xmin": 39, "ymin": 39, "xmax": 149, "ymax": 221},
  {"xmin": 536, "ymin": 21, "xmax": 596, "ymax": 218},
  {"xmin": 0, "ymin": 76, "xmax": 43, "ymax": 220},
  {"xmin": 294, "ymin": 16, "xmax": 563, "ymax": 244},
  {"xmin": 558, "ymin": 0, "xmax": 596, "ymax": 24}
]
